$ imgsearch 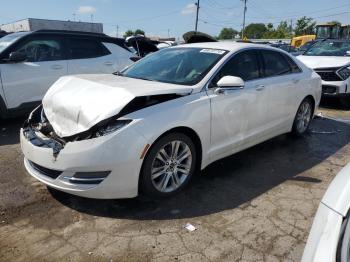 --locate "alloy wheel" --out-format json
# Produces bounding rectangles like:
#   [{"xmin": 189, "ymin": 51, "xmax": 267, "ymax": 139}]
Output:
[
  {"xmin": 296, "ymin": 101, "xmax": 312, "ymax": 133},
  {"xmin": 150, "ymin": 140, "xmax": 192, "ymax": 193}
]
